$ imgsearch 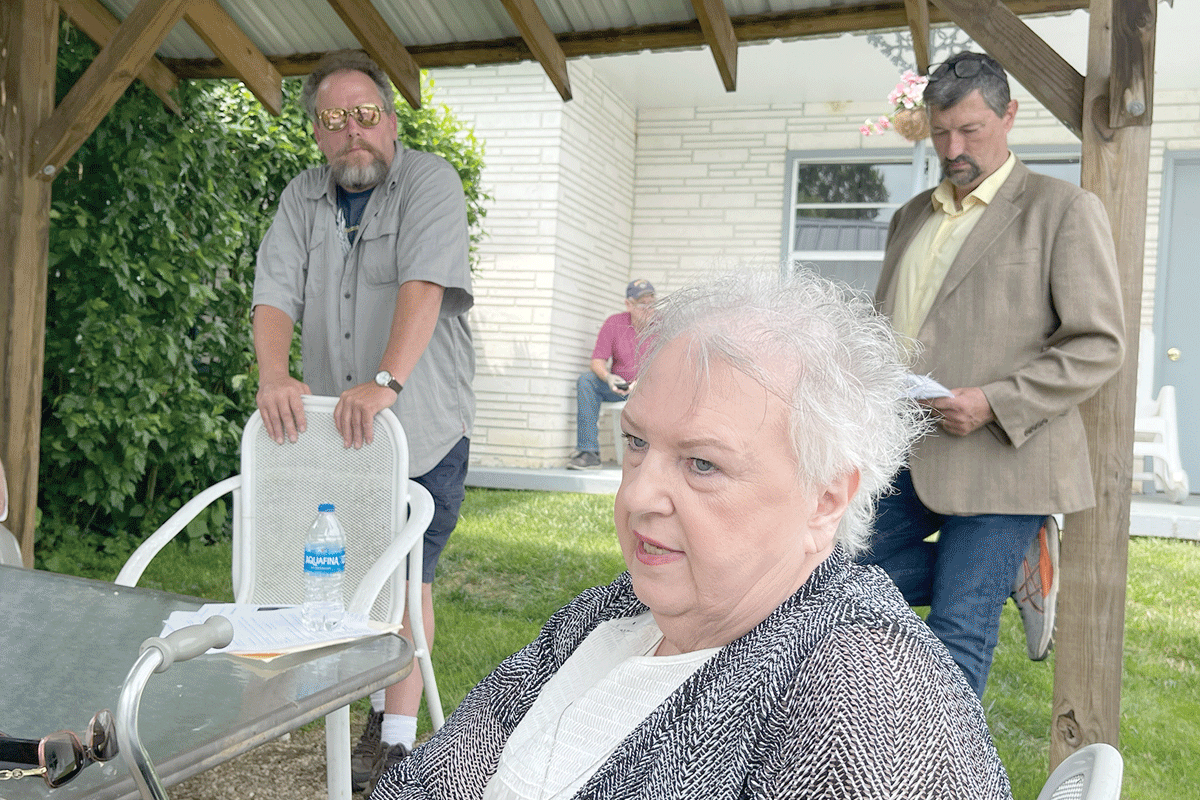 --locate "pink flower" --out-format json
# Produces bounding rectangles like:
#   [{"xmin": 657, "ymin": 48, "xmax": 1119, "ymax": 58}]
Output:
[{"xmin": 858, "ymin": 72, "xmax": 929, "ymax": 136}]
